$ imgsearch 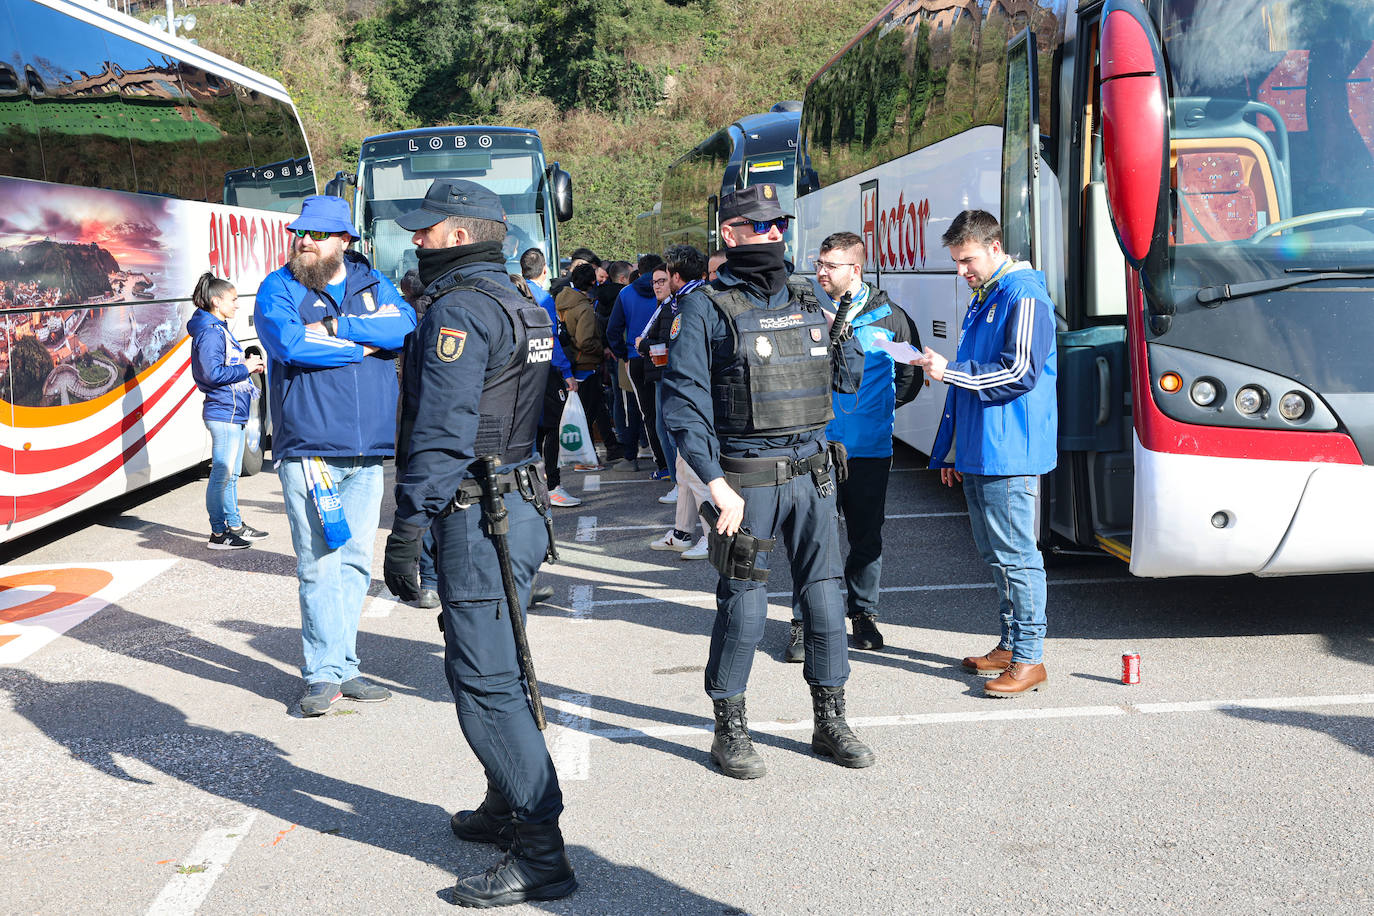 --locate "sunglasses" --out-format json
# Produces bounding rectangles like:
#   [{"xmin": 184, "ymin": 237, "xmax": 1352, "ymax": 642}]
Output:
[
  {"xmin": 727, "ymin": 217, "xmax": 790, "ymax": 235},
  {"xmin": 292, "ymin": 229, "xmax": 336, "ymax": 241}
]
